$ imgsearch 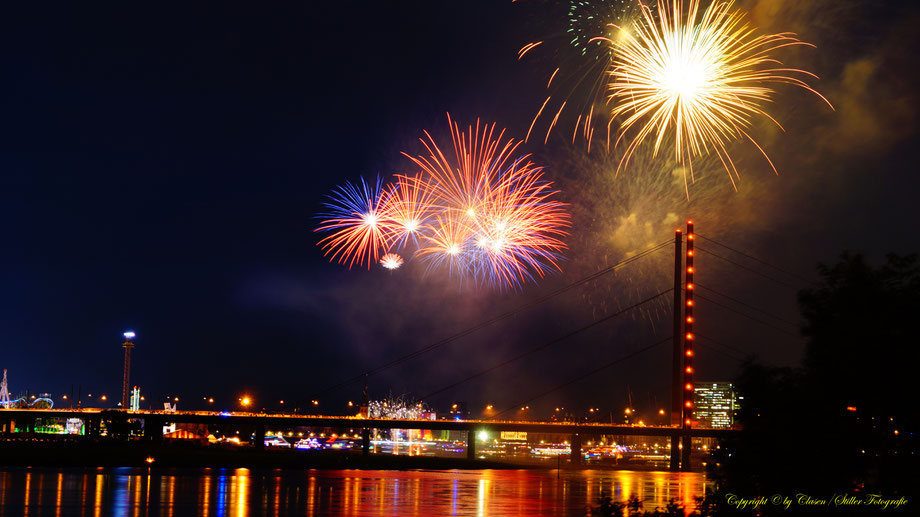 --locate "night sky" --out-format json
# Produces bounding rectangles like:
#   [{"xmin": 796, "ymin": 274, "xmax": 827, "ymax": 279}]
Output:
[{"xmin": 1, "ymin": 0, "xmax": 918, "ymax": 417}]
